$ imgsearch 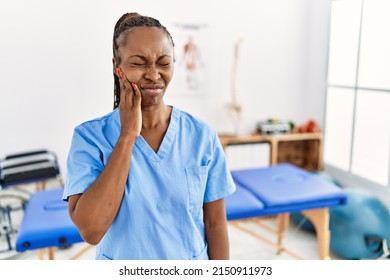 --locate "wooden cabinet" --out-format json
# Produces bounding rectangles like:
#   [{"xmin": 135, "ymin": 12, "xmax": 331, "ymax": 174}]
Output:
[{"xmin": 218, "ymin": 132, "xmax": 323, "ymax": 171}]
